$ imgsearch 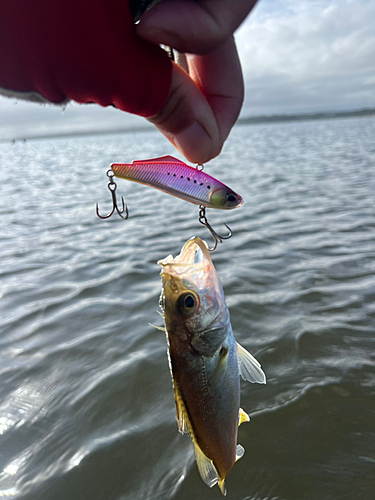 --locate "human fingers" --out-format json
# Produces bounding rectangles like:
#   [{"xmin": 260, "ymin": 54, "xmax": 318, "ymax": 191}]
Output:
[
  {"xmin": 147, "ymin": 63, "xmax": 219, "ymax": 164},
  {"xmin": 137, "ymin": 0, "xmax": 258, "ymax": 54},
  {"xmin": 187, "ymin": 35, "xmax": 244, "ymax": 145},
  {"xmin": 147, "ymin": 36, "xmax": 243, "ymax": 164}
]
